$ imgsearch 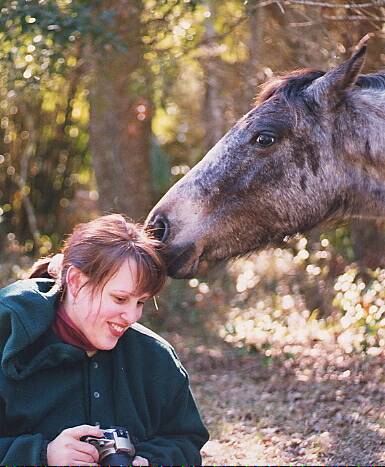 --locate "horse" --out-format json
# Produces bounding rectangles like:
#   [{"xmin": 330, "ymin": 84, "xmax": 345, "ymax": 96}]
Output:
[{"xmin": 146, "ymin": 43, "xmax": 385, "ymax": 278}]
